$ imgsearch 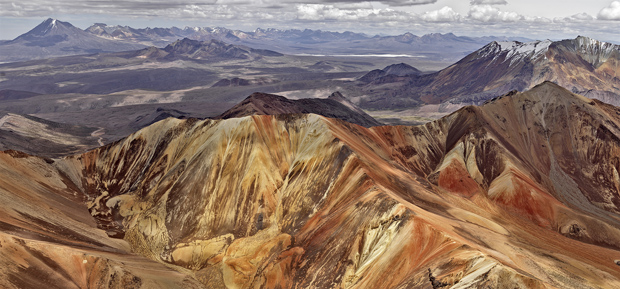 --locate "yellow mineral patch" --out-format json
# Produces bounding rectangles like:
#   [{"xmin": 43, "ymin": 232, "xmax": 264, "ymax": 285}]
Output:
[{"xmin": 171, "ymin": 234, "xmax": 234, "ymax": 269}]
